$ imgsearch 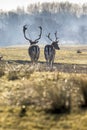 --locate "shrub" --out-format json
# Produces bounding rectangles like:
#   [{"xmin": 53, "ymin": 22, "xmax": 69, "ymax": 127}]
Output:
[
  {"xmin": 7, "ymin": 70, "xmax": 19, "ymax": 80},
  {"xmin": 46, "ymin": 83, "xmax": 71, "ymax": 113},
  {"xmin": 34, "ymin": 77, "xmax": 71, "ymax": 113},
  {"xmin": 34, "ymin": 74, "xmax": 87, "ymax": 113},
  {"xmin": 19, "ymin": 69, "xmax": 34, "ymax": 79},
  {"xmin": 0, "ymin": 68, "xmax": 5, "ymax": 77},
  {"xmin": 18, "ymin": 65, "xmax": 35, "ymax": 79},
  {"xmin": 69, "ymin": 76, "xmax": 87, "ymax": 110},
  {"xmin": 80, "ymin": 79, "xmax": 87, "ymax": 108}
]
